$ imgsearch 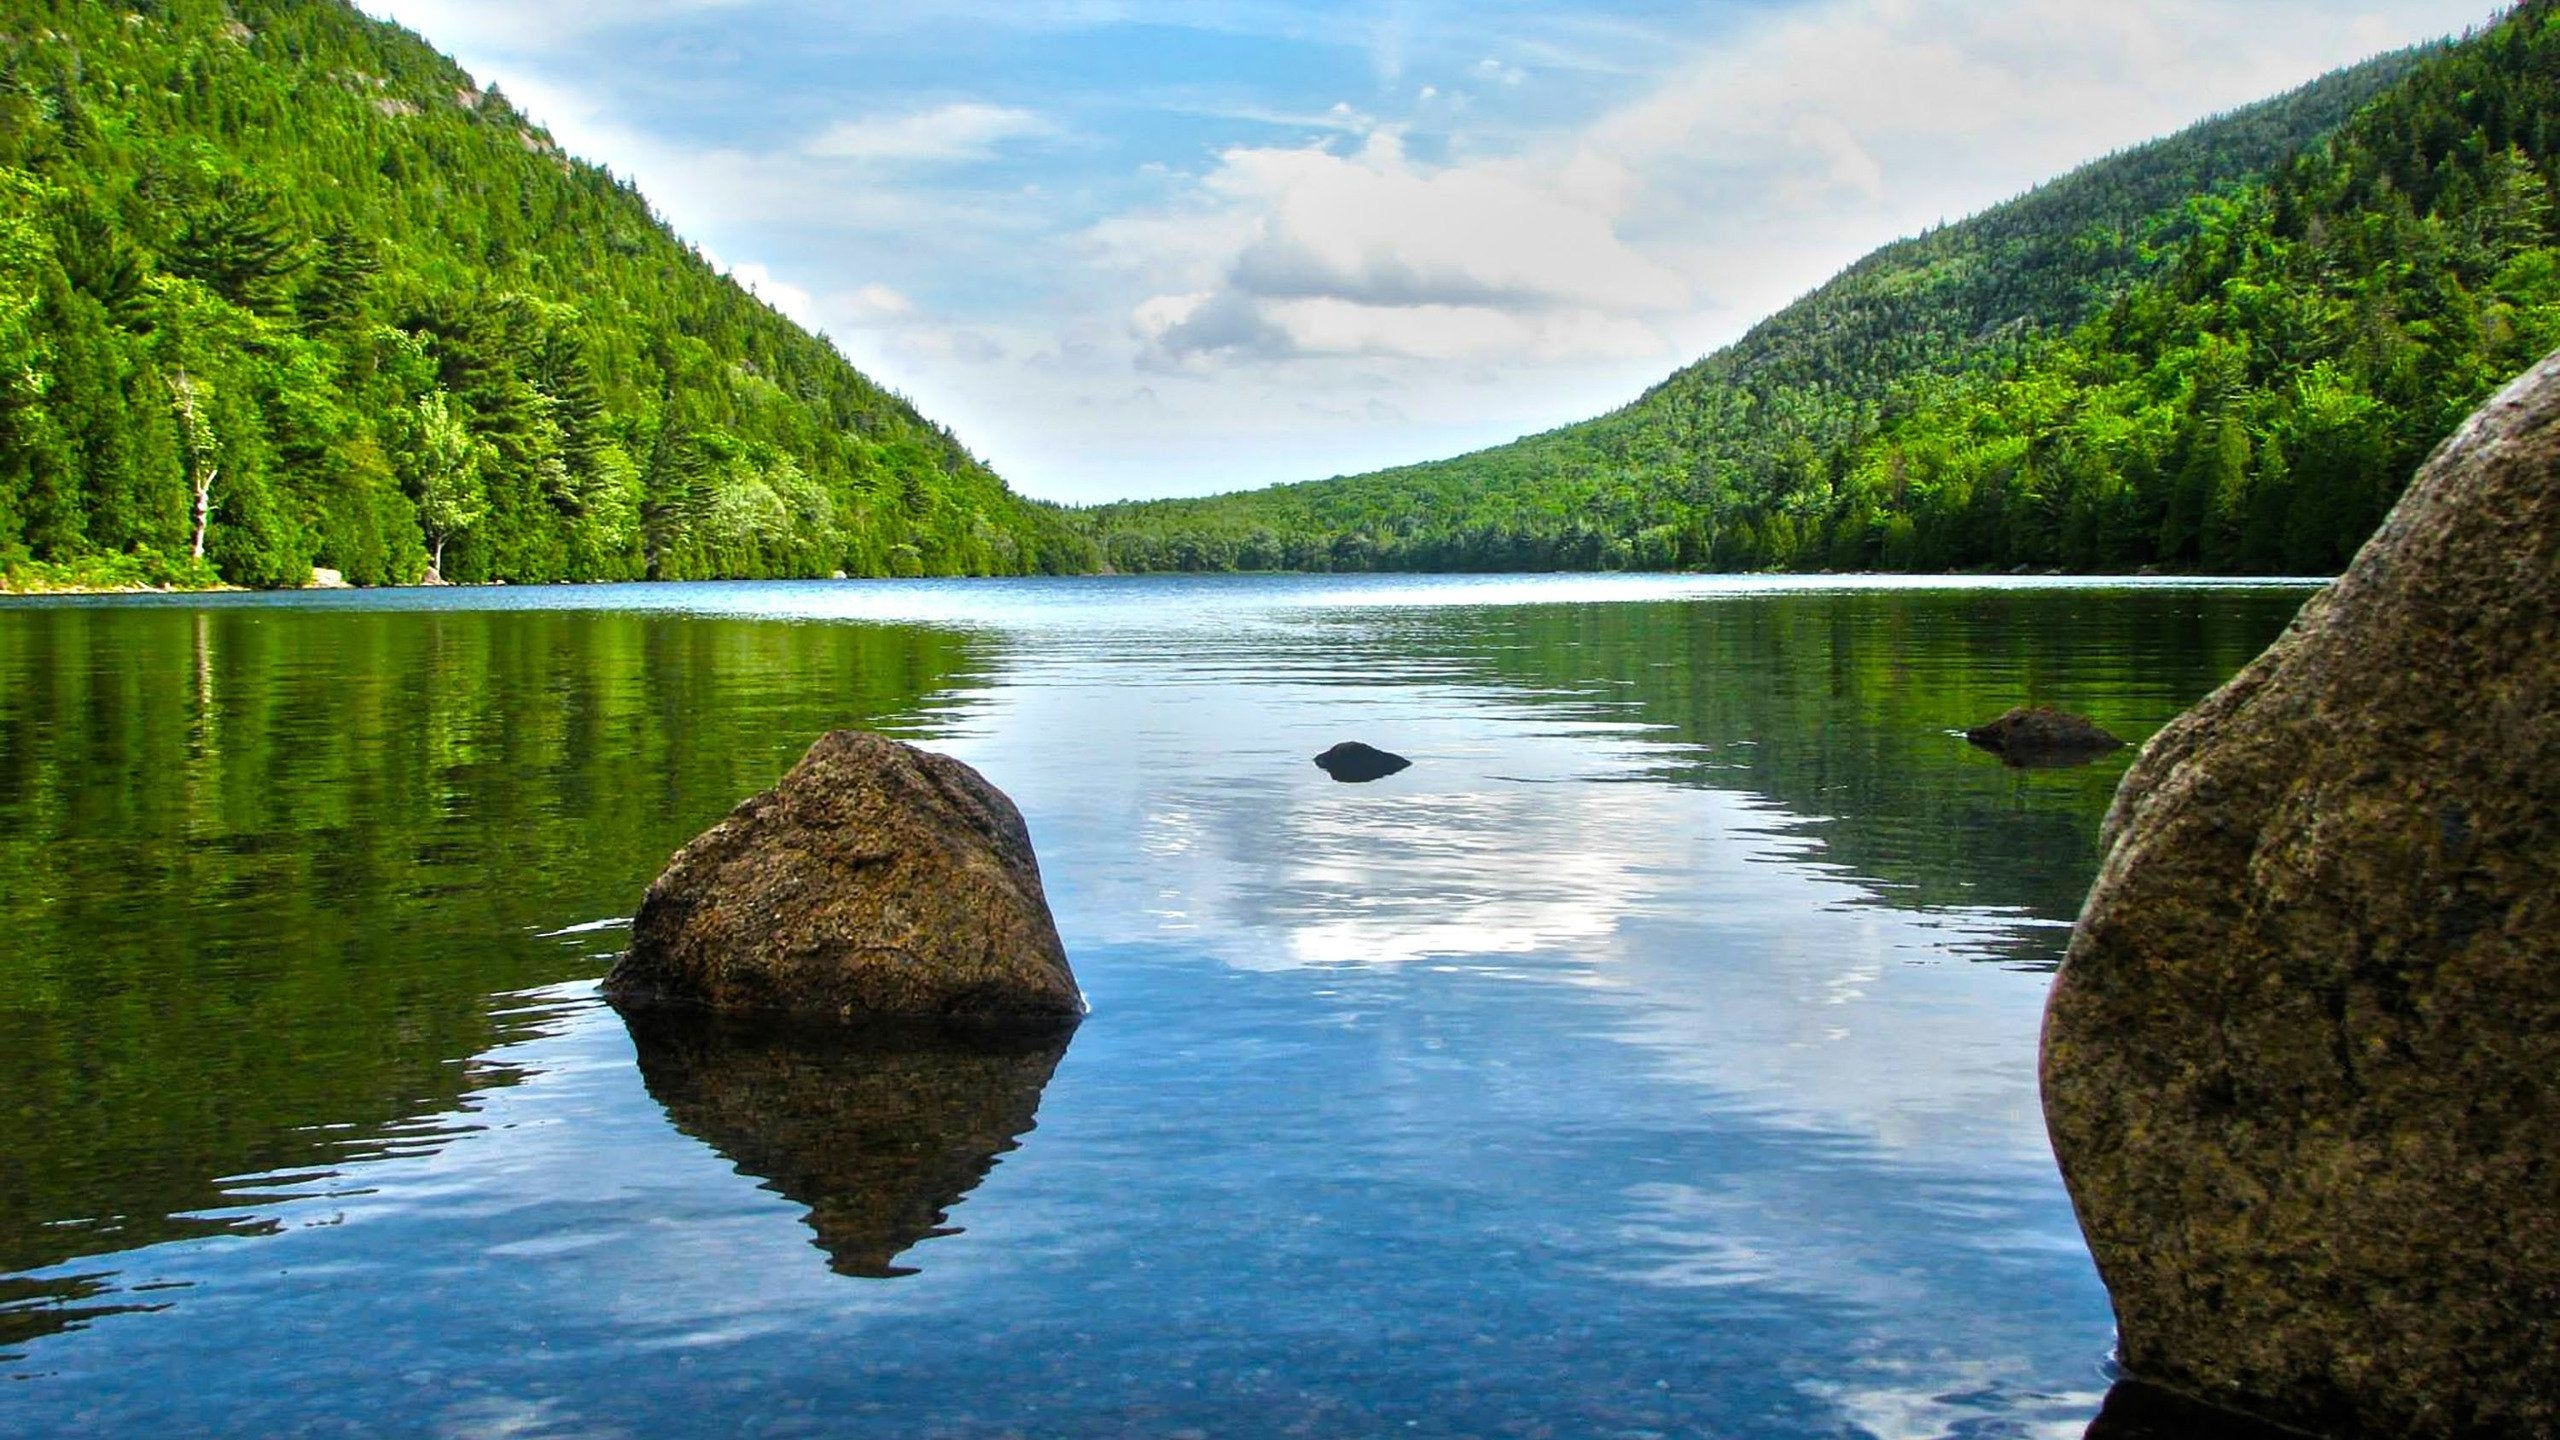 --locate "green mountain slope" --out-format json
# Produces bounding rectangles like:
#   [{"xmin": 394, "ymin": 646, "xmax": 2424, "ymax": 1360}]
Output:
[
  {"xmin": 1088, "ymin": 8, "xmax": 2557, "ymax": 575},
  {"xmin": 1835, "ymin": 1, "xmax": 2560, "ymax": 574},
  {"xmin": 0, "ymin": 0, "xmax": 1096, "ymax": 590}
]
